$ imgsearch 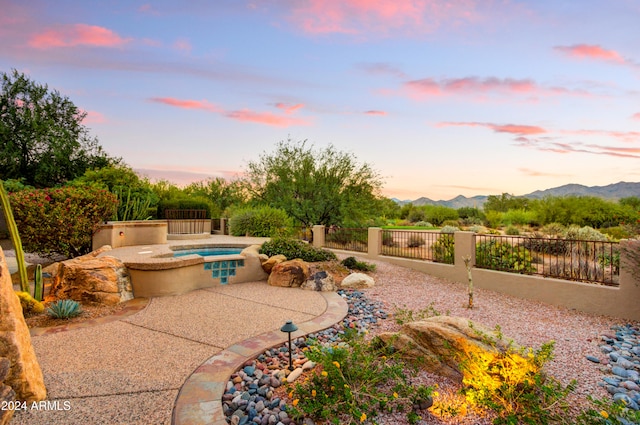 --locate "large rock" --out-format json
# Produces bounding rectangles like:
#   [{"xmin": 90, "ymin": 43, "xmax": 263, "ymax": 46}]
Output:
[
  {"xmin": 261, "ymin": 254, "xmax": 287, "ymax": 274},
  {"xmin": 46, "ymin": 246, "xmax": 133, "ymax": 305},
  {"xmin": 376, "ymin": 316, "xmax": 509, "ymax": 382},
  {"xmin": 0, "ymin": 247, "xmax": 47, "ymax": 403},
  {"xmin": 340, "ymin": 272, "xmax": 375, "ymax": 289},
  {"xmin": 267, "ymin": 259, "xmax": 310, "ymax": 288},
  {"xmin": 301, "ymin": 271, "xmax": 337, "ymax": 292},
  {"xmin": 0, "ymin": 357, "xmax": 16, "ymax": 425}
]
